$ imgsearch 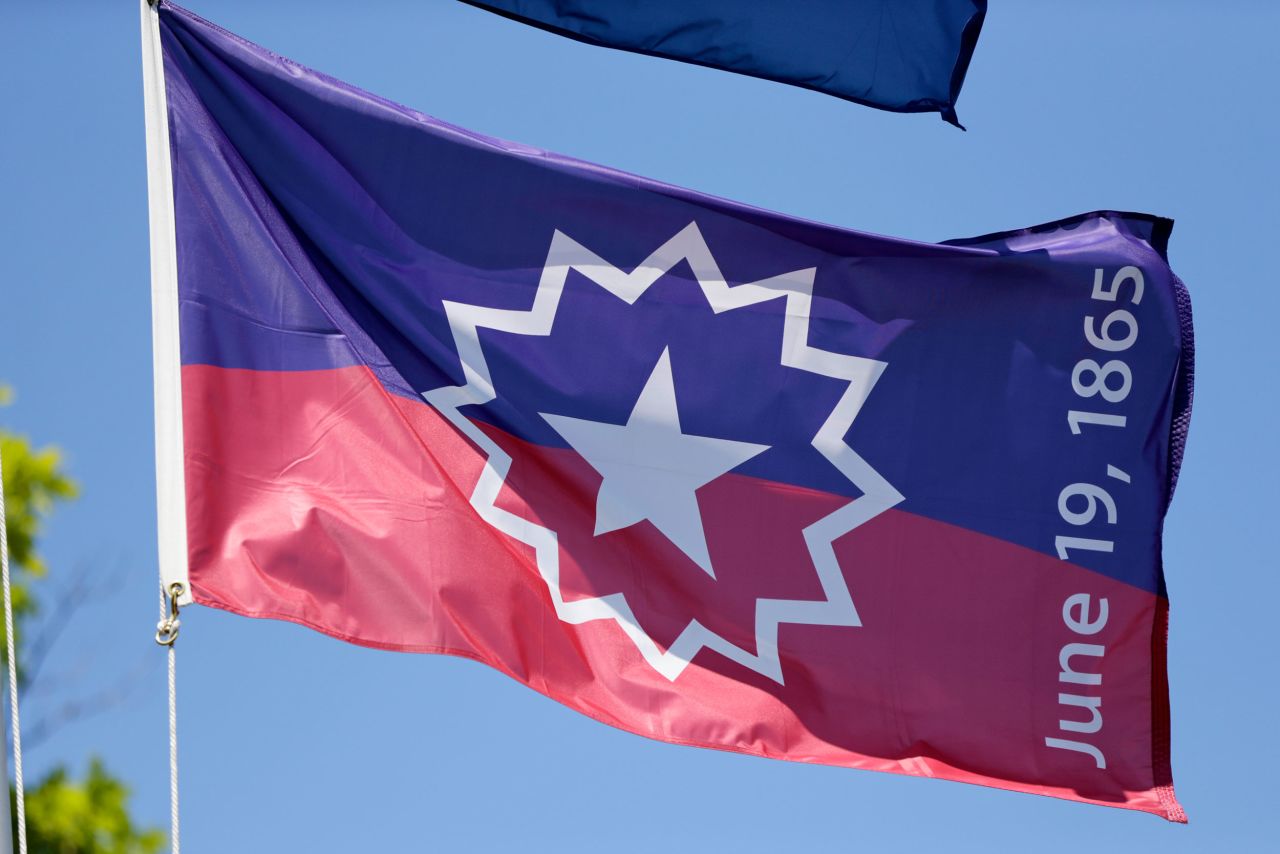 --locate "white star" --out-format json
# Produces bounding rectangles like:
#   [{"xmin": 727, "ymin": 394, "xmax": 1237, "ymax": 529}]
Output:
[{"xmin": 540, "ymin": 348, "xmax": 769, "ymax": 579}]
